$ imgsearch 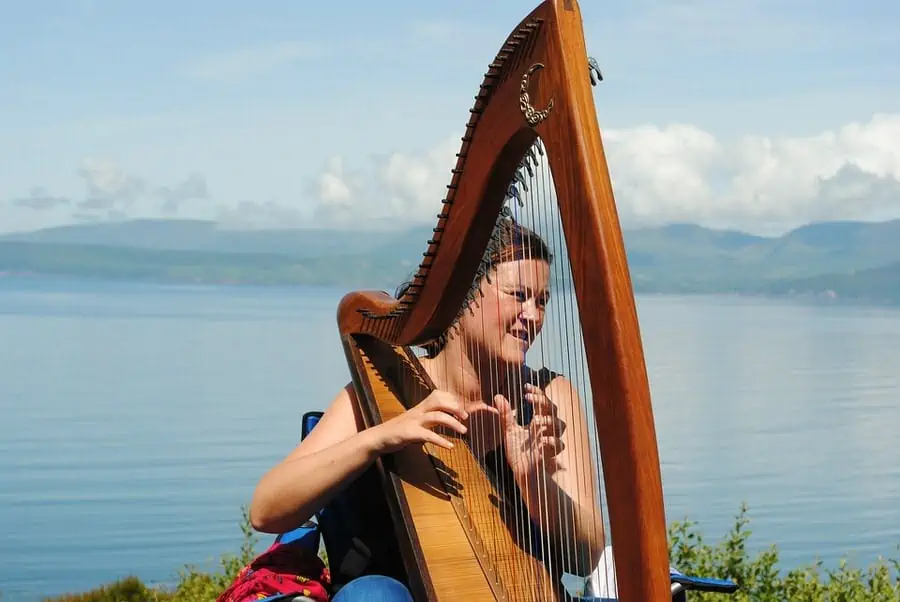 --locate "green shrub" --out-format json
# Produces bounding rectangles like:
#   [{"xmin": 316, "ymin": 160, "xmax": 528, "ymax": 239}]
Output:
[
  {"xmin": 38, "ymin": 503, "xmax": 899, "ymax": 602},
  {"xmin": 668, "ymin": 502, "xmax": 900, "ymax": 601},
  {"xmin": 38, "ymin": 576, "xmax": 154, "ymax": 602},
  {"xmin": 150, "ymin": 507, "xmax": 259, "ymax": 602}
]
